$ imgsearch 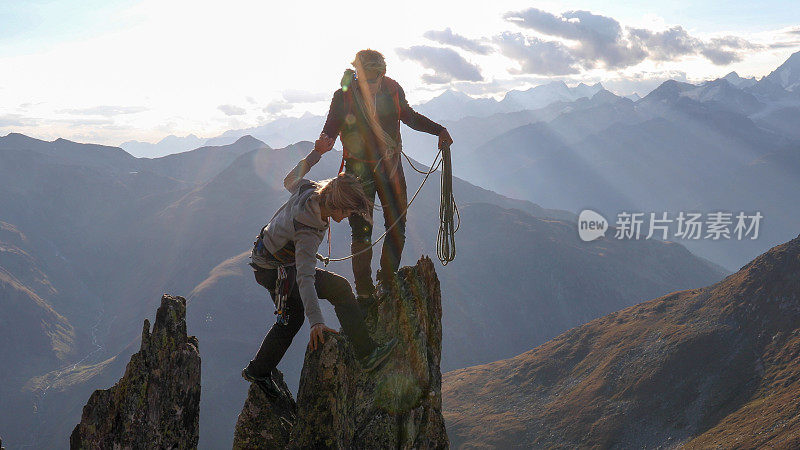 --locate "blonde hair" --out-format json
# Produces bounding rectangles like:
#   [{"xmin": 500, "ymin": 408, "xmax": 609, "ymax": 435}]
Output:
[
  {"xmin": 352, "ymin": 49, "xmax": 386, "ymax": 76},
  {"xmin": 316, "ymin": 173, "xmax": 373, "ymax": 222}
]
